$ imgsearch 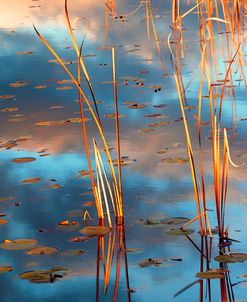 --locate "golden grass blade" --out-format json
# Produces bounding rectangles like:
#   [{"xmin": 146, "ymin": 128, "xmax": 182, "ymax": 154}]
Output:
[
  {"xmin": 65, "ymin": 0, "xmax": 102, "ymax": 126},
  {"xmin": 149, "ymin": 4, "xmax": 168, "ymax": 76},
  {"xmin": 33, "ymin": 25, "xmax": 122, "ymax": 219},
  {"xmin": 112, "ymin": 48, "xmax": 123, "ymax": 199}
]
